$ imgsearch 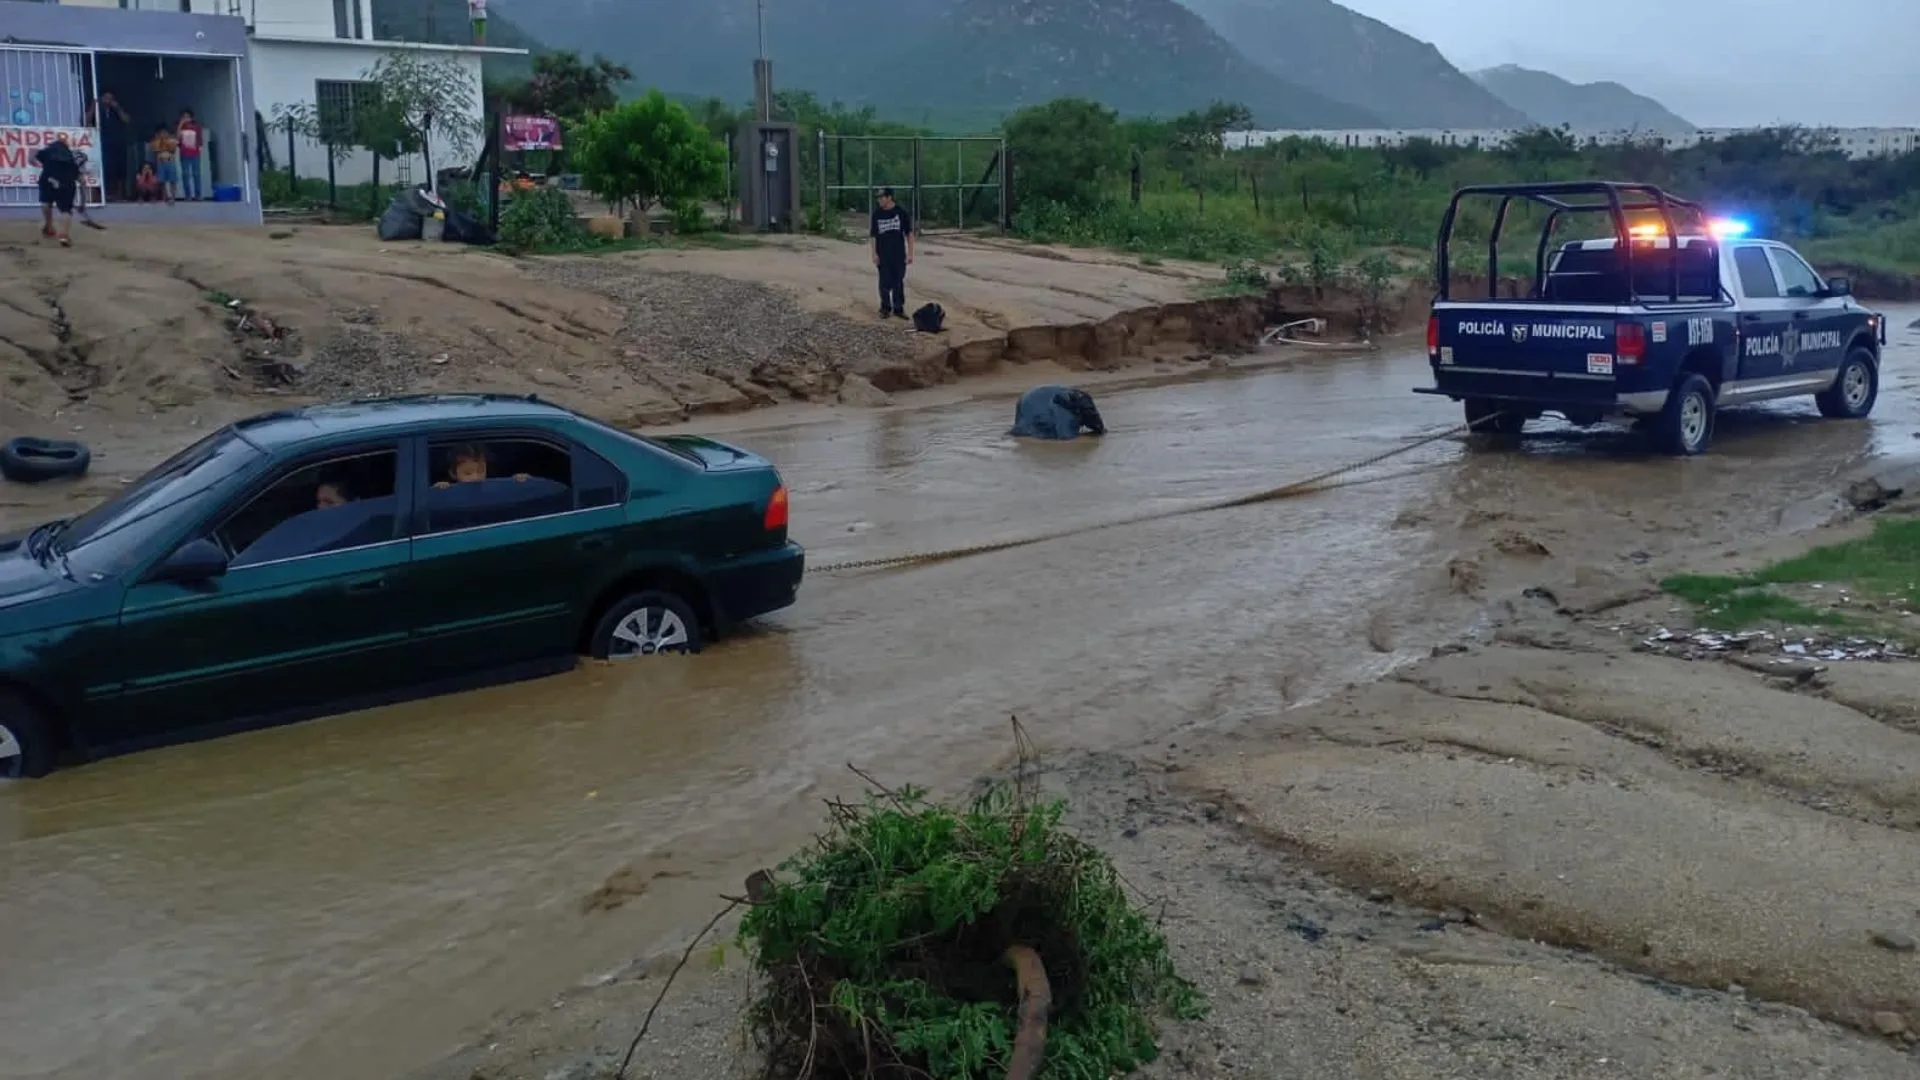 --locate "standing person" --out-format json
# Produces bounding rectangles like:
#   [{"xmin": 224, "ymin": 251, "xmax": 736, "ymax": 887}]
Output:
[
  {"xmin": 86, "ymin": 92, "xmax": 133, "ymax": 200},
  {"xmin": 175, "ymin": 109, "xmax": 205, "ymax": 201},
  {"xmin": 149, "ymin": 124, "xmax": 180, "ymax": 204},
  {"xmin": 35, "ymin": 134, "xmax": 81, "ymax": 247},
  {"xmin": 468, "ymin": 0, "xmax": 487, "ymax": 44},
  {"xmin": 869, "ymin": 186, "xmax": 914, "ymax": 319}
]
